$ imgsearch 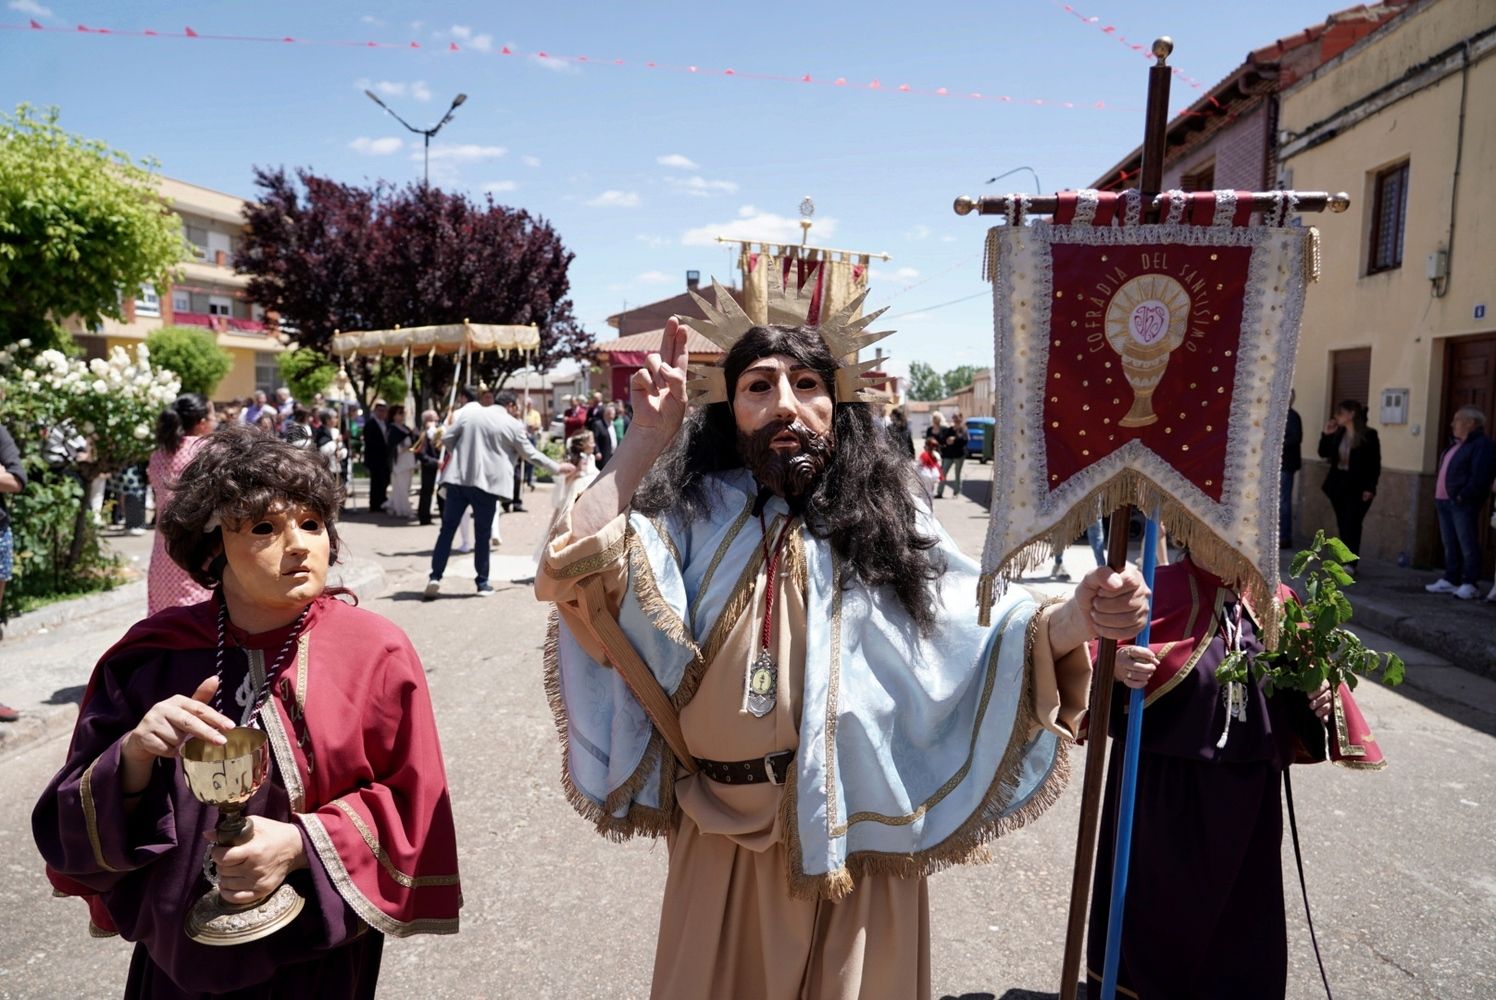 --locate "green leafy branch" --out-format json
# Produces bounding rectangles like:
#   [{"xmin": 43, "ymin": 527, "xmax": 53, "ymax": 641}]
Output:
[{"xmin": 1216, "ymin": 531, "xmax": 1405, "ymax": 695}]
